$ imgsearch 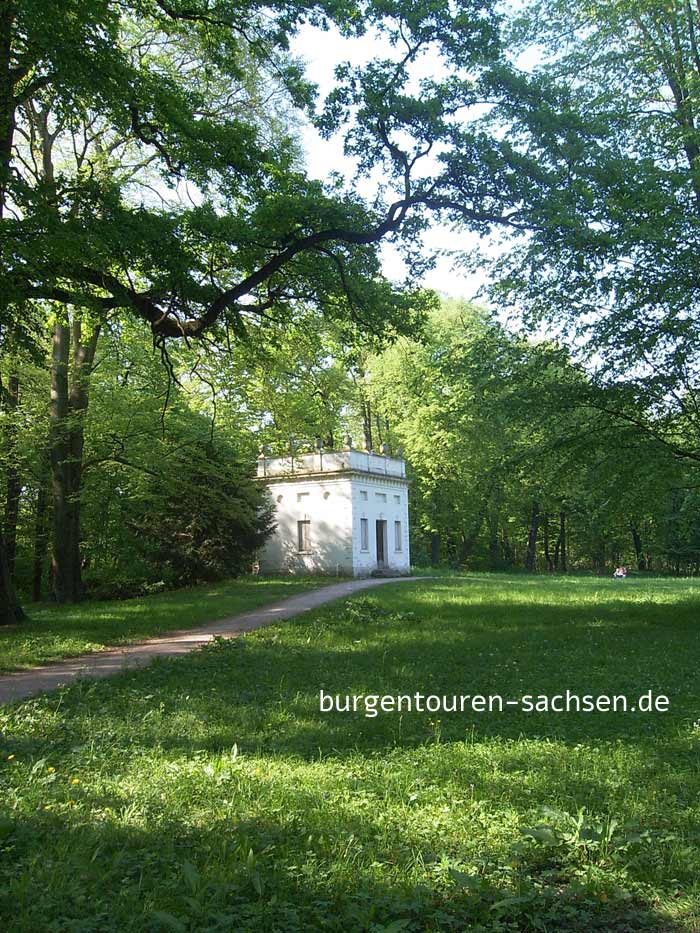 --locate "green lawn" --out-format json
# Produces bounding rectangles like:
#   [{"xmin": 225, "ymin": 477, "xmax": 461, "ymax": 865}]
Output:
[
  {"xmin": 2, "ymin": 574, "xmax": 700, "ymax": 931},
  {"xmin": 0, "ymin": 576, "xmax": 335, "ymax": 672}
]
